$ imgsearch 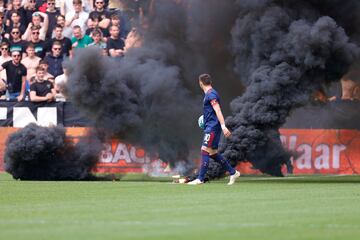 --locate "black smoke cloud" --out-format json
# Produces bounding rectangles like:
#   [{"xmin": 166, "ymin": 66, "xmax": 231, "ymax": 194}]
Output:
[
  {"xmin": 66, "ymin": 0, "xmax": 241, "ymax": 170},
  {"xmin": 67, "ymin": 46, "xmax": 198, "ymax": 166},
  {"xmin": 220, "ymin": 0, "xmax": 360, "ymax": 176},
  {"xmin": 57, "ymin": 0, "xmax": 359, "ymax": 179},
  {"xmin": 3, "ymin": 0, "xmax": 242, "ymax": 181},
  {"xmin": 5, "ymin": 124, "xmax": 102, "ymax": 180}
]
